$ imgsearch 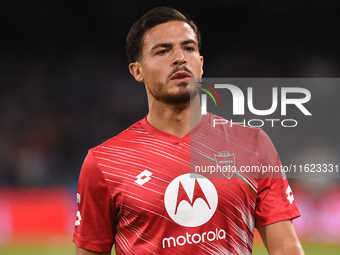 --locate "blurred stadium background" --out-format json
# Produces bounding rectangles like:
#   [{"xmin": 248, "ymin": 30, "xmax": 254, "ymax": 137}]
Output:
[{"xmin": 1, "ymin": 0, "xmax": 339, "ymax": 254}]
